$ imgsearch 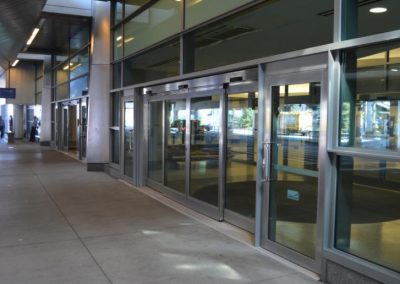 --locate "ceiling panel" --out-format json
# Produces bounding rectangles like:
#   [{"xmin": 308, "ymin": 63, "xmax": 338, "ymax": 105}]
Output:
[{"xmin": 0, "ymin": 0, "xmax": 47, "ymax": 69}]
